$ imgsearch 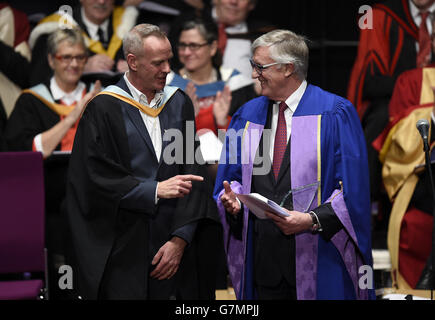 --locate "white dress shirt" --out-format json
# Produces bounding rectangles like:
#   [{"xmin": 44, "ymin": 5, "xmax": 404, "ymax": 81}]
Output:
[
  {"xmin": 124, "ymin": 73, "xmax": 165, "ymax": 203},
  {"xmin": 269, "ymin": 80, "xmax": 307, "ymax": 162},
  {"xmin": 50, "ymin": 77, "xmax": 86, "ymax": 105}
]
